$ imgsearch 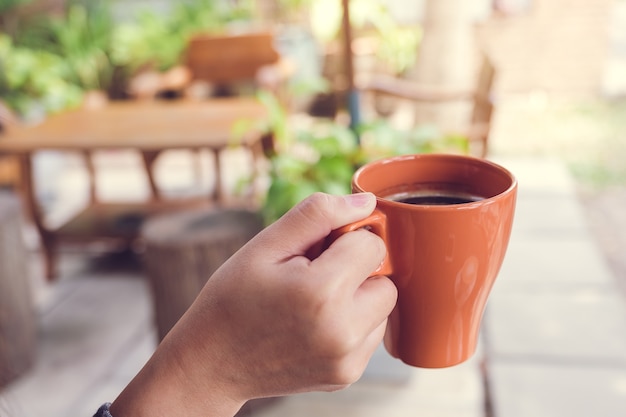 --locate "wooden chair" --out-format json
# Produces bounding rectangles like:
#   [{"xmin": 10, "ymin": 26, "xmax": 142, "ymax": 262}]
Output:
[
  {"xmin": 358, "ymin": 53, "xmax": 496, "ymax": 158},
  {"xmin": 181, "ymin": 32, "xmax": 290, "ymax": 198},
  {"xmin": 183, "ymin": 31, "xmax": 293, "ymax": 100}
]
